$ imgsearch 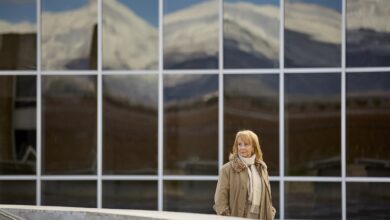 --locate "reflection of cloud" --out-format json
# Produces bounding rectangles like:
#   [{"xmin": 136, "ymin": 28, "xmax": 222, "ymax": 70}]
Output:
[
  {"xmin": 41, "ymin": 1, "xmax": 97, "ymax": 70},
  {"xmin": 43, "ymin": 76, "xmax": 96, "ymax": 96},
  {"xmin": 103, "ymin": 0, "xmax": 158, "ymax": 70},
  {"xmin": 347, "ymin": 0, "xmax": 390, "ymax": 33}
]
